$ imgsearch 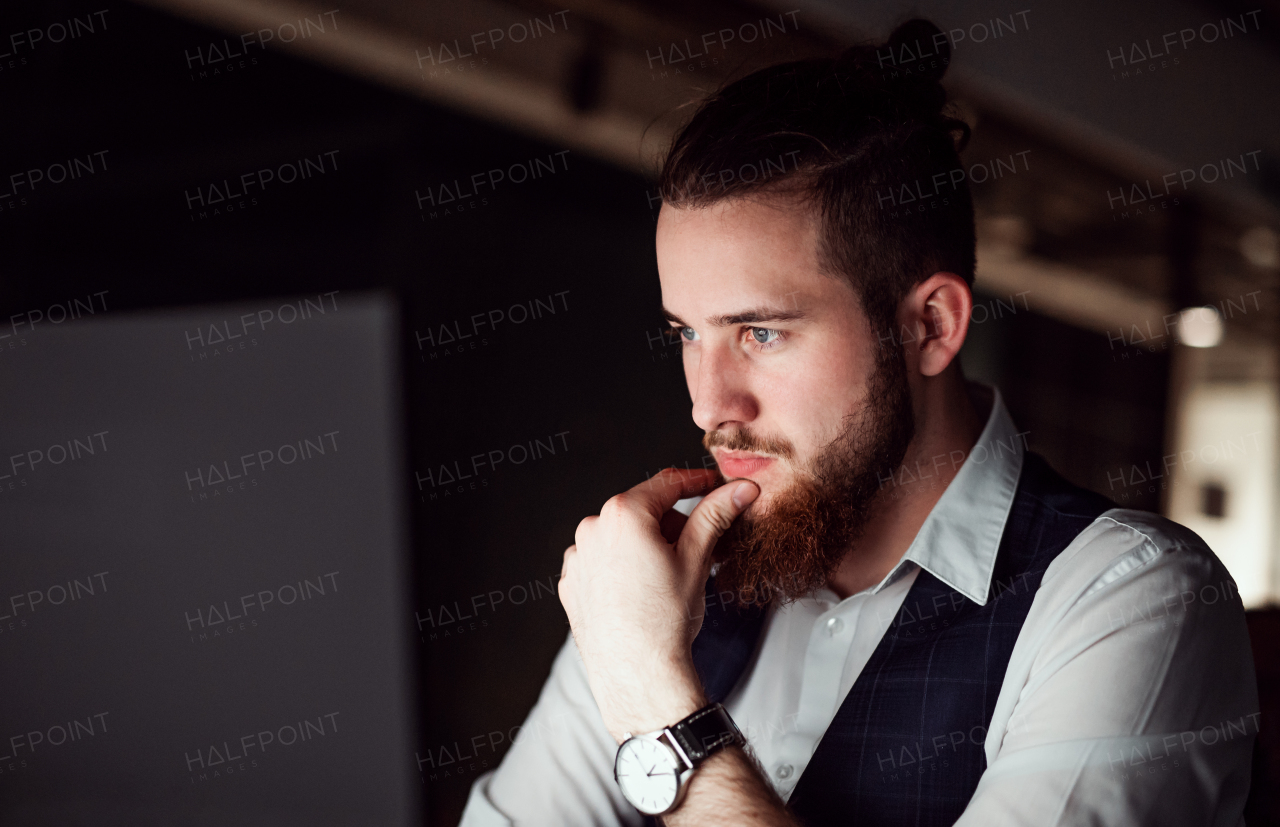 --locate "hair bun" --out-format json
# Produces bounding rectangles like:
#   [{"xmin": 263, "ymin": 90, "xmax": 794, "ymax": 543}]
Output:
[
  {"xmin": 835, "ymin": 18, "xmax": 950, "ymax": 83},
  {"xmin": 884, "ymin": 19, "xmax": 950, "ymax": 83},
  {"xmin": 832, "ymin": 18, "xmax": 951, "ymax": 122}
]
